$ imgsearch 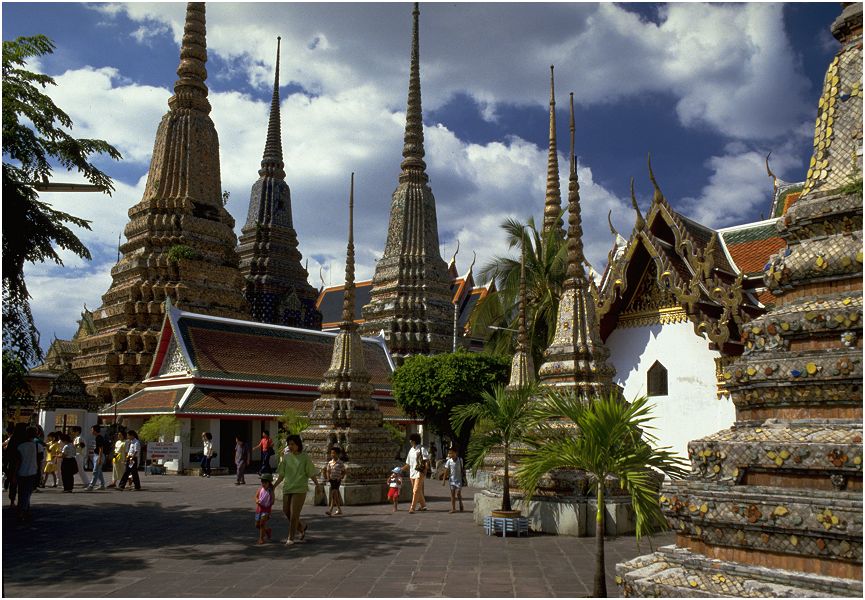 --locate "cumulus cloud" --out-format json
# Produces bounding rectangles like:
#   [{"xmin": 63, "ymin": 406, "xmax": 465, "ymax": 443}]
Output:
[
  {"xmin": 680, "ymin": 142, "xmax": 801, "ymax": 227},
  {"xmin": 91, "ymin": 2, "xmax": 815, "ymax": 141}
]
